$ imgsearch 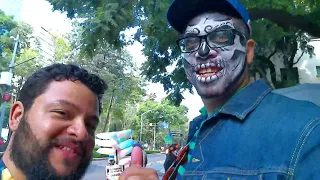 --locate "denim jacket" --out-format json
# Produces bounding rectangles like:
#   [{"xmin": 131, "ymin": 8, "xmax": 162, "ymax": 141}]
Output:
[{"xmin": 182, "ymin": 80, "xmax": 320, "ymax": 180}]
